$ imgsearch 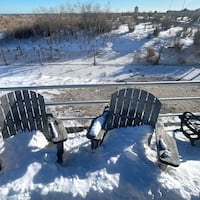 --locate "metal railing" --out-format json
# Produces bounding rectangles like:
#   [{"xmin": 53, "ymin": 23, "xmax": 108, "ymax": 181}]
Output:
[
  {"xmin": 0, "ymin": 80, "xmax": 199, "ymax": 91},
  {"xmin": 0, "ymin": 80, "xmax": 200, "ymax": 121}
]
